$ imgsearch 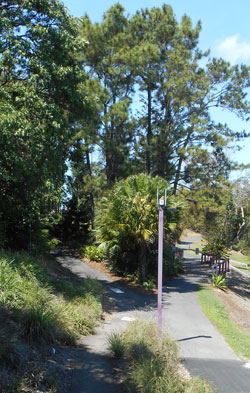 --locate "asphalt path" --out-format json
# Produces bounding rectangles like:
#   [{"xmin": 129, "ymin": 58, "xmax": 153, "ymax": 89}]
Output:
[
  {"xmin": 55, "ymin": 244, "xmax": 250, "ymax": 393},
  {"xmin": 167, "ymin": 236, "xmax": 250, "ymax": 393}
]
